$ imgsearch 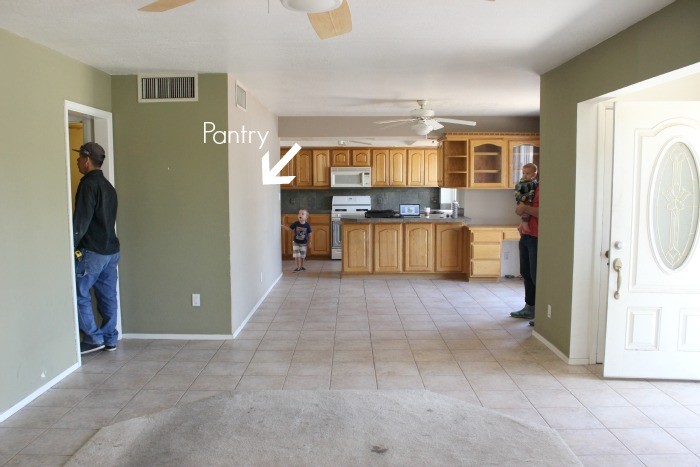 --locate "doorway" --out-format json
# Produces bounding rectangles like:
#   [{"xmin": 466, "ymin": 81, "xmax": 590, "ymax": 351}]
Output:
[{"xmin": 64, "ymin": 101, "xmax": 122, "ymax": 351}]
